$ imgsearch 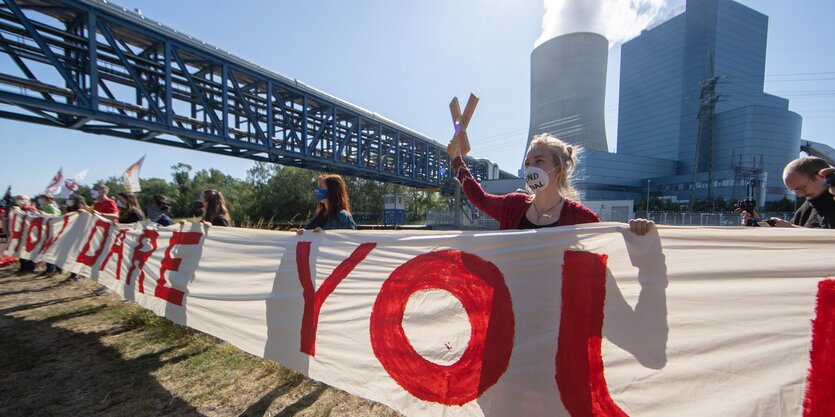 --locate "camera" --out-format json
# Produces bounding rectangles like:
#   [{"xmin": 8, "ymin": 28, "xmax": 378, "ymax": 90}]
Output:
[
  {"xmin": 734, "ymin": 198, "xmax": 775, "ymax": 227},
  {"xmin": 733, "ymin": 198, "xmax": 756, "ymax": 216}
]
